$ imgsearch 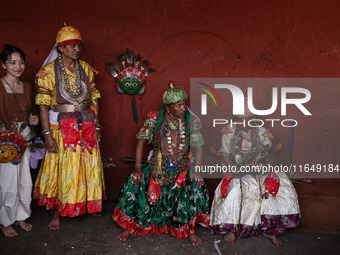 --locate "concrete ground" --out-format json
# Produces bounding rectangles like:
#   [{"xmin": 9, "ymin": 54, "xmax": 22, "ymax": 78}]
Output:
[{"xmin": 1, "ymin": 201, "xmax": 340, "ymax": 255}]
